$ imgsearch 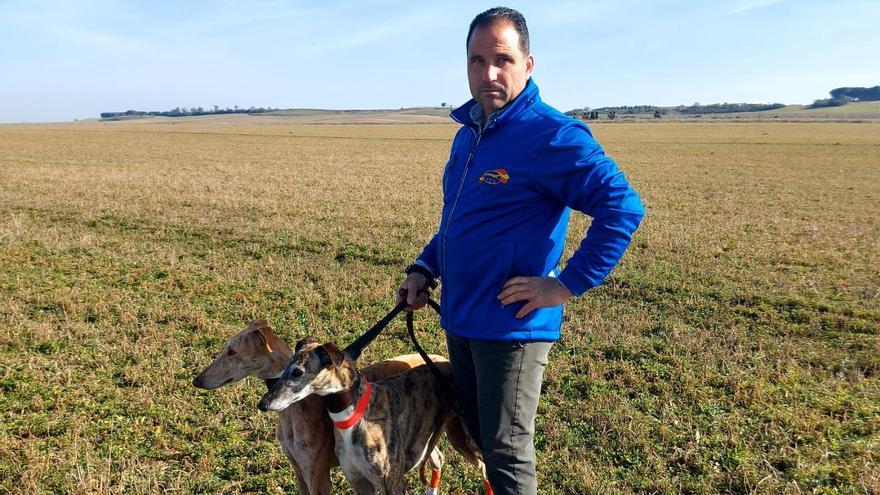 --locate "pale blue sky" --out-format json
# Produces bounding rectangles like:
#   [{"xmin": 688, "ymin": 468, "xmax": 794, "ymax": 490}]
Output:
[{"xmin": 1, "ymin": 0, "xmax": 877, "ymax": 122}]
